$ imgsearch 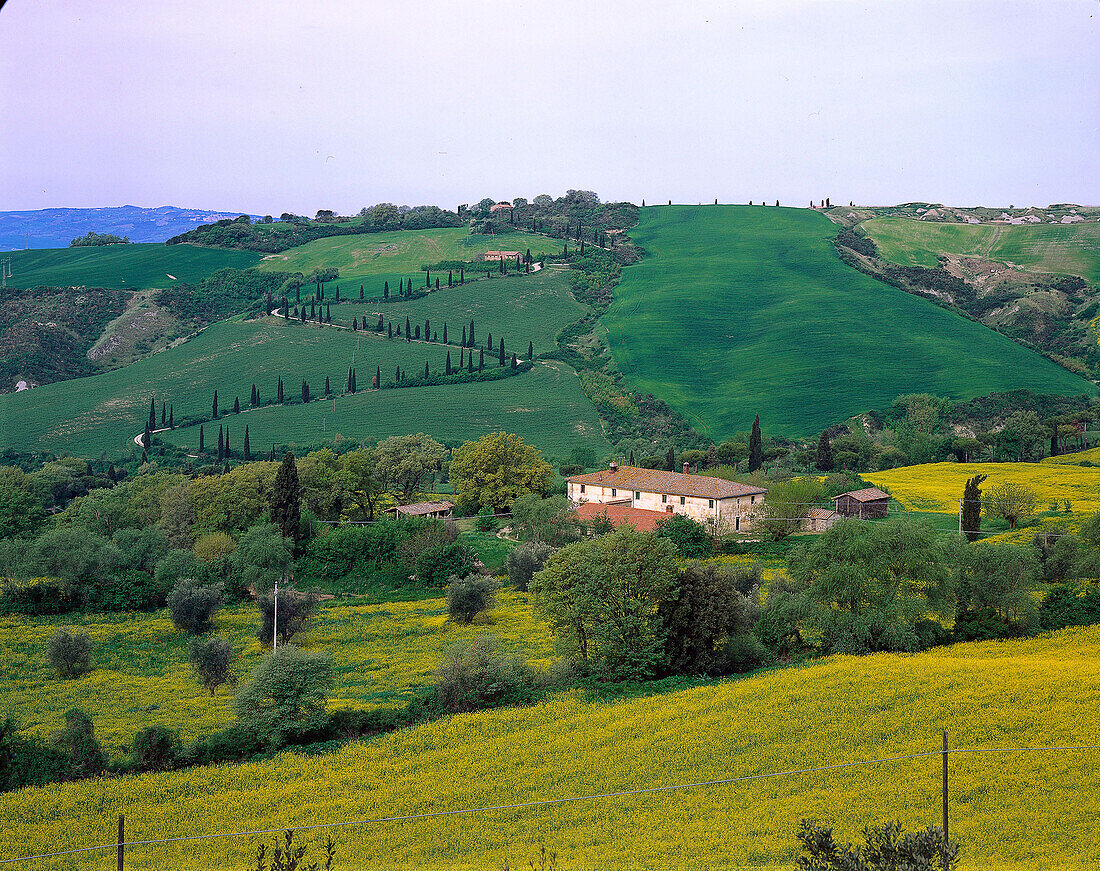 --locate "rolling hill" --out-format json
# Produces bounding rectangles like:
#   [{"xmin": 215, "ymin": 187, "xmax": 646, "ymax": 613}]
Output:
[
  {"xmin": 862, "ymin": 218, "xmax": 1100, "ymax": 285},
  {"xmin": 2, "ymin": 626, "xmax": 1097, "ymax": 869},
  {"xmin": 602, "ymin": 206, "xmax": 1095, "ymax": 438}
]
